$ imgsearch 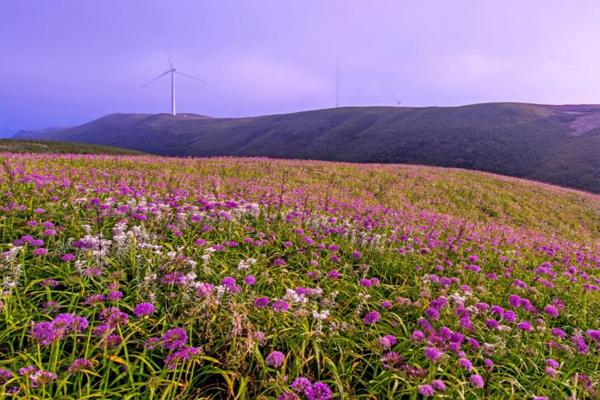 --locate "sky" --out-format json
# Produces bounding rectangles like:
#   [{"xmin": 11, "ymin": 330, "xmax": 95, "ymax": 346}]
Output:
[{"xmin": 2, "ymin": 0, "xmax": 600, "ymax": 135}]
